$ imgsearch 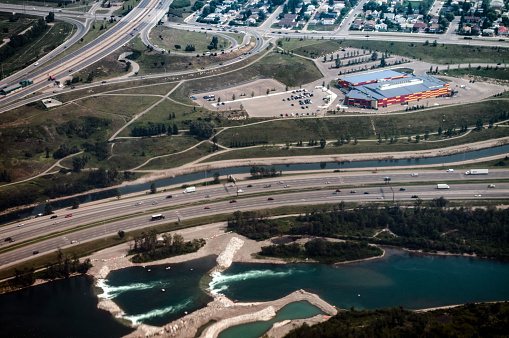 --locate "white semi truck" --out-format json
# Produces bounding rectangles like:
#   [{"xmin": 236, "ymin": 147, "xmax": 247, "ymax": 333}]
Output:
[
  {"xmin": 437, "ymin": 184, "xmax": 450, "ymax": 189},
  {"xmin": 465, "ymin": 169, "xmax": 489, "ymax": 175}
]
